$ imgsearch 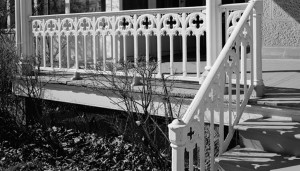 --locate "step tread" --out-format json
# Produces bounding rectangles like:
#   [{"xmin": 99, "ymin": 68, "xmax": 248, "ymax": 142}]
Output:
[
  {"xmin": 235, "ymin": 117, "xmax": 300, "ymax": 140},
  {"xmin": 216, "ymin": 146, "xmax": 300, "ymax": 171}
]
